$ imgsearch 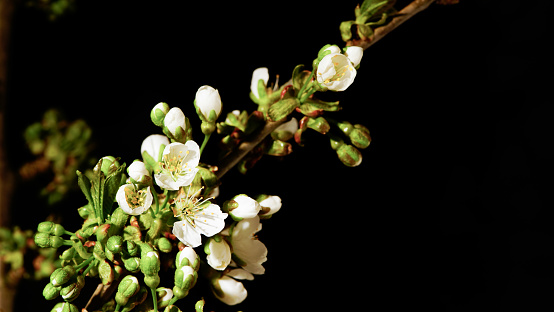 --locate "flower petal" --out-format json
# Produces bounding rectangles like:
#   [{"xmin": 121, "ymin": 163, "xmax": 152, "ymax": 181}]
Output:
[
  {"xmin": 173, "ymin": 220, "xmax": 202, "ymax": 247},
  {"xmin": 193, "ymin": 204, "xmax": 228, "ymax": 238}
]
